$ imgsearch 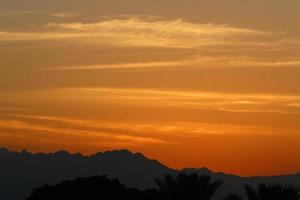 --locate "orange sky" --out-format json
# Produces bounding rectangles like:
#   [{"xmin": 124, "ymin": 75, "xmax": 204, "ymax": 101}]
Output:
[{"xmin": 1, "ymin": 0, "xmax": 300, "ymax": 176}]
